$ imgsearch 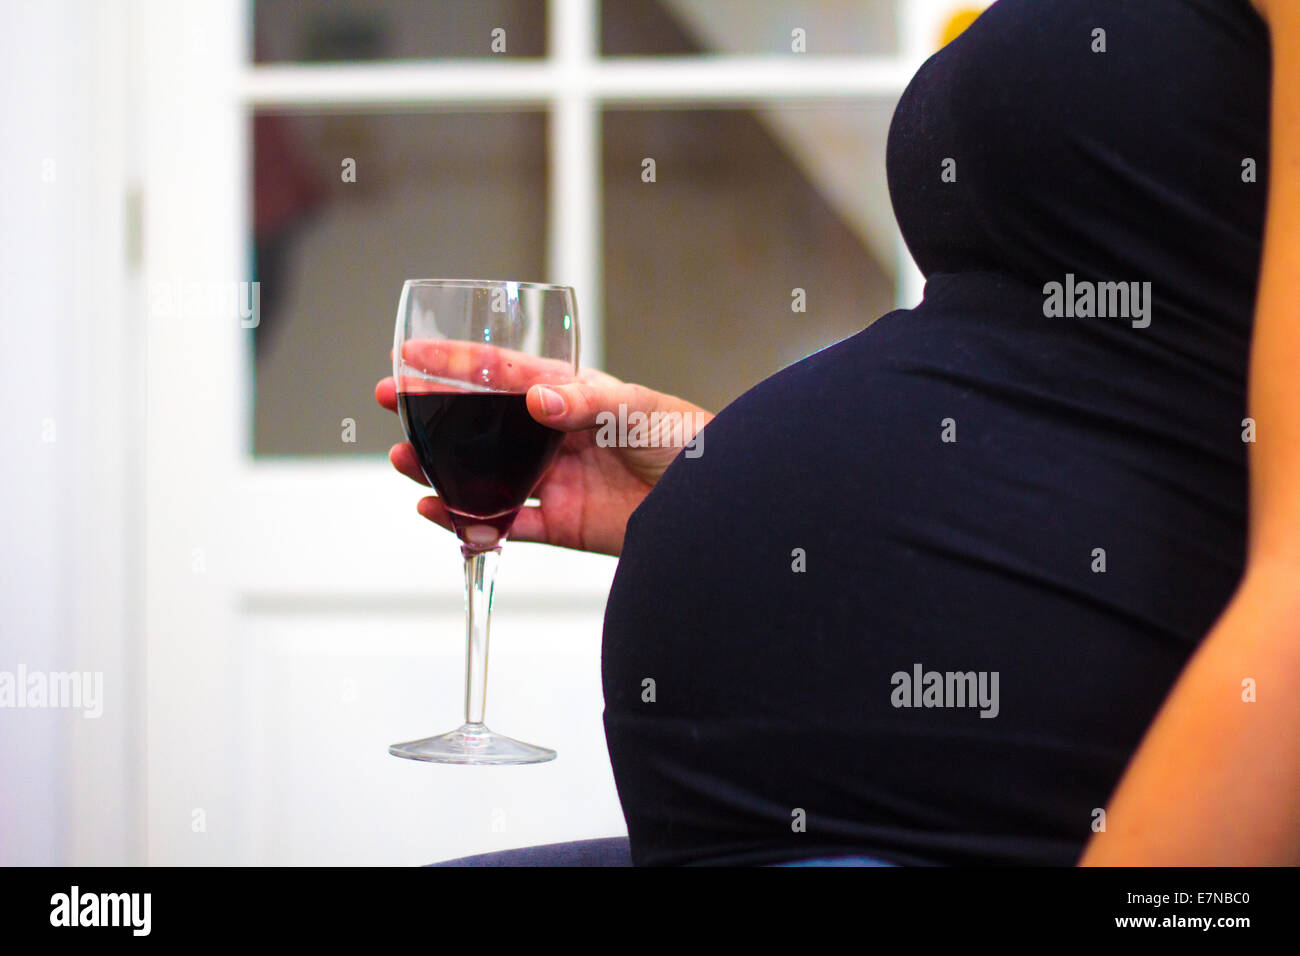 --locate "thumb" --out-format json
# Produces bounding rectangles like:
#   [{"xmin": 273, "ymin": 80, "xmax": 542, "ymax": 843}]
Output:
[{"xmin": 527, "ymin": 380, "xmax": 658, "ymax": 432}]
